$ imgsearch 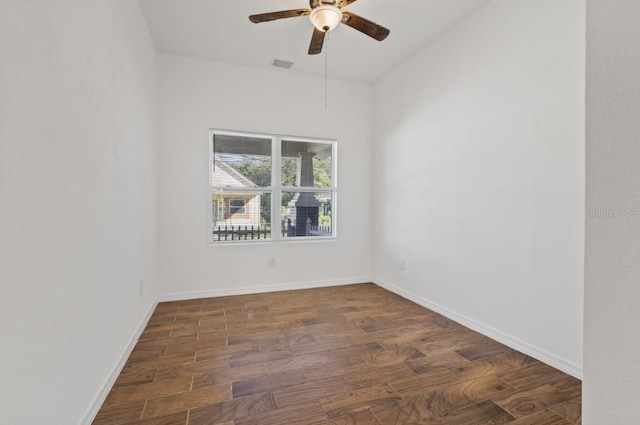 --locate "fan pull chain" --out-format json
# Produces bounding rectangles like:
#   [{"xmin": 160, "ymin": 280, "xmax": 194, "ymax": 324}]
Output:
[{"xmin": 325, "ymin": 32, "xmax": 329, "ymax": 109}]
